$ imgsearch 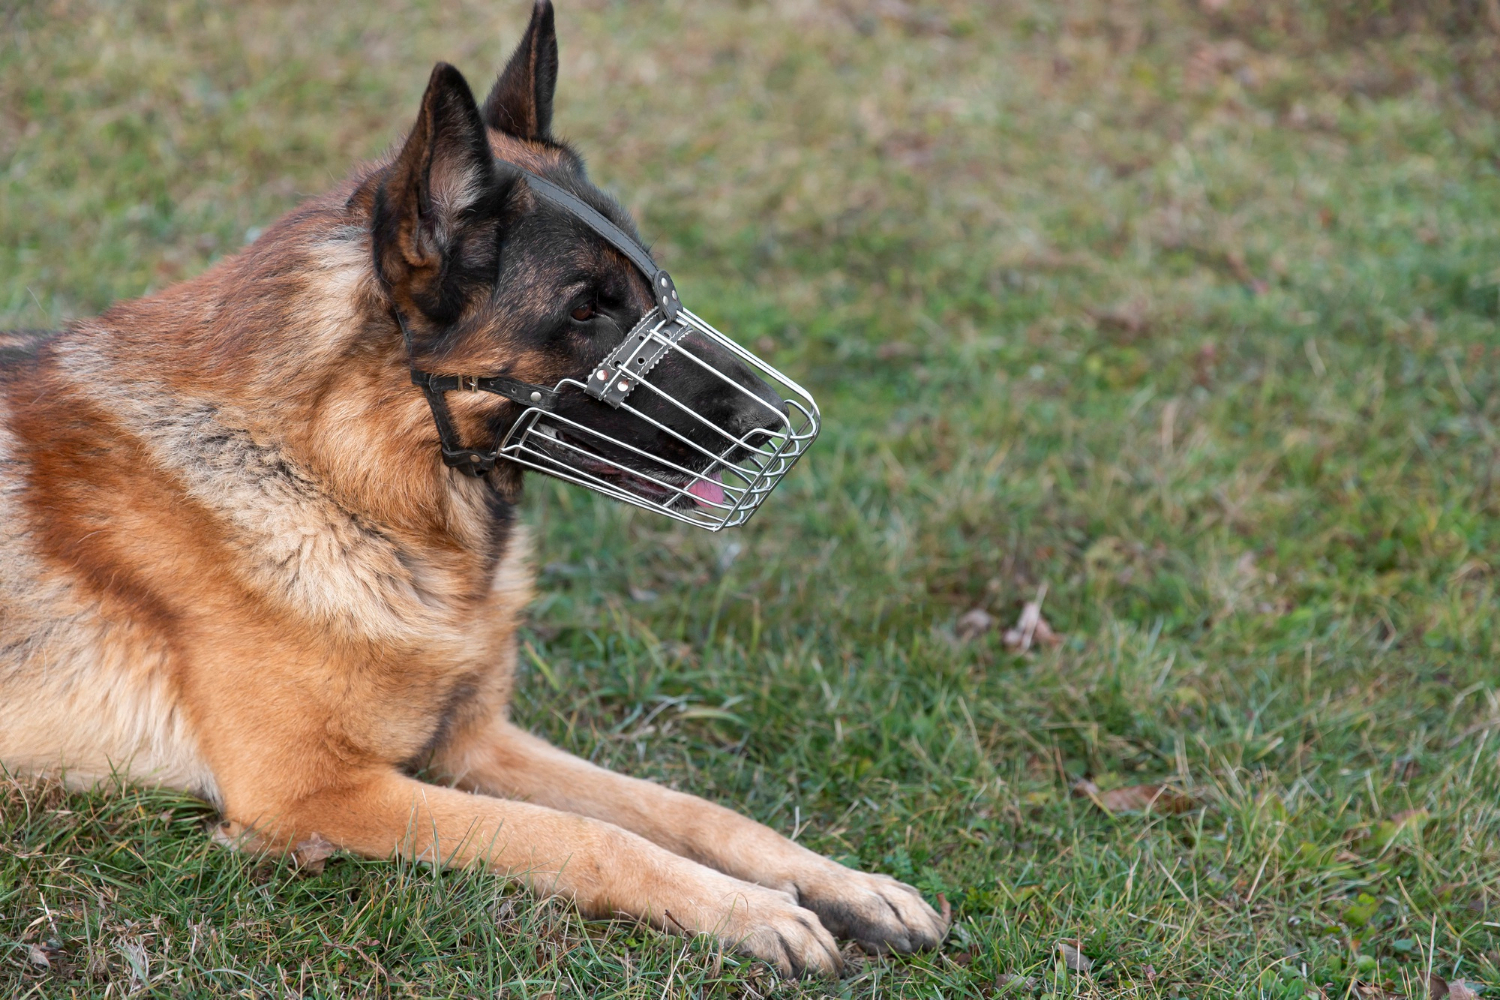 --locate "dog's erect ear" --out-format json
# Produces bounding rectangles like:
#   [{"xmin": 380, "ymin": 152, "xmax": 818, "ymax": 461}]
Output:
[
  {"xmin": 482, "ymin": 0, "xmax": 558, "ymax": 141},
  {"xmin": 376, "ymin": 62, "xmax": 508, "ymax": 324}
]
